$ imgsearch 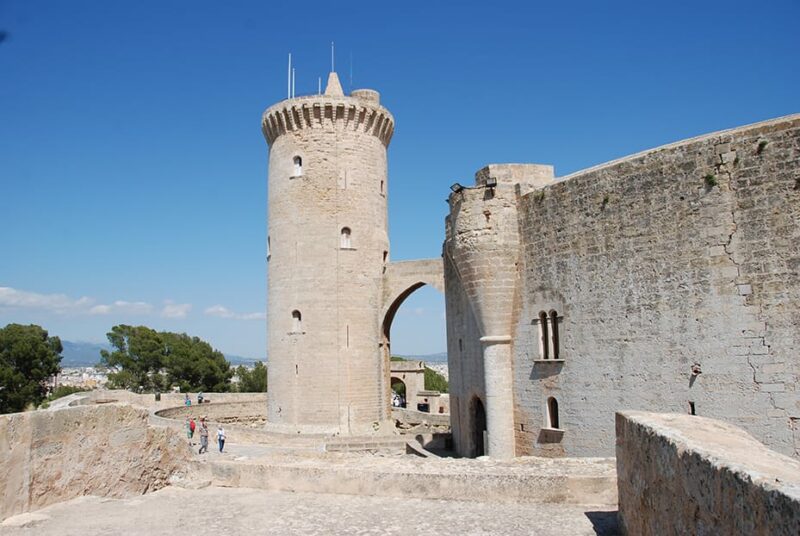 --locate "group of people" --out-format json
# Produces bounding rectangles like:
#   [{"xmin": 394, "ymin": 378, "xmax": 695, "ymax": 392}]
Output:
[
  {"xmin": 184, "ymin": 392, "xmax": 205, "ymax": 407},
  {"xmin": 184, "ymin": 416, "xmax": 226, "ymax": 454}
]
